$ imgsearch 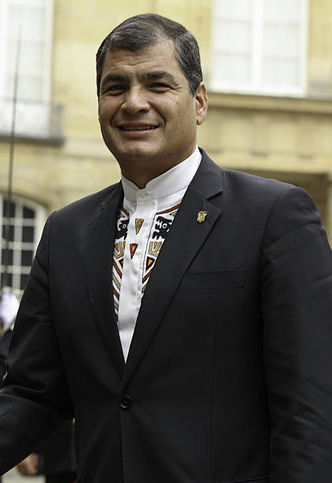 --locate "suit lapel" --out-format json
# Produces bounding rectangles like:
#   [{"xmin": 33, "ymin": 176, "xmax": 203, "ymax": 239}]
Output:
[
  {"xmin": 122, "ymin": 153, "xmax": 224, "ymax": 388},
  {"xmin": 85, "ymin": 183, "xmax": 125, "ymax": 379}
]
